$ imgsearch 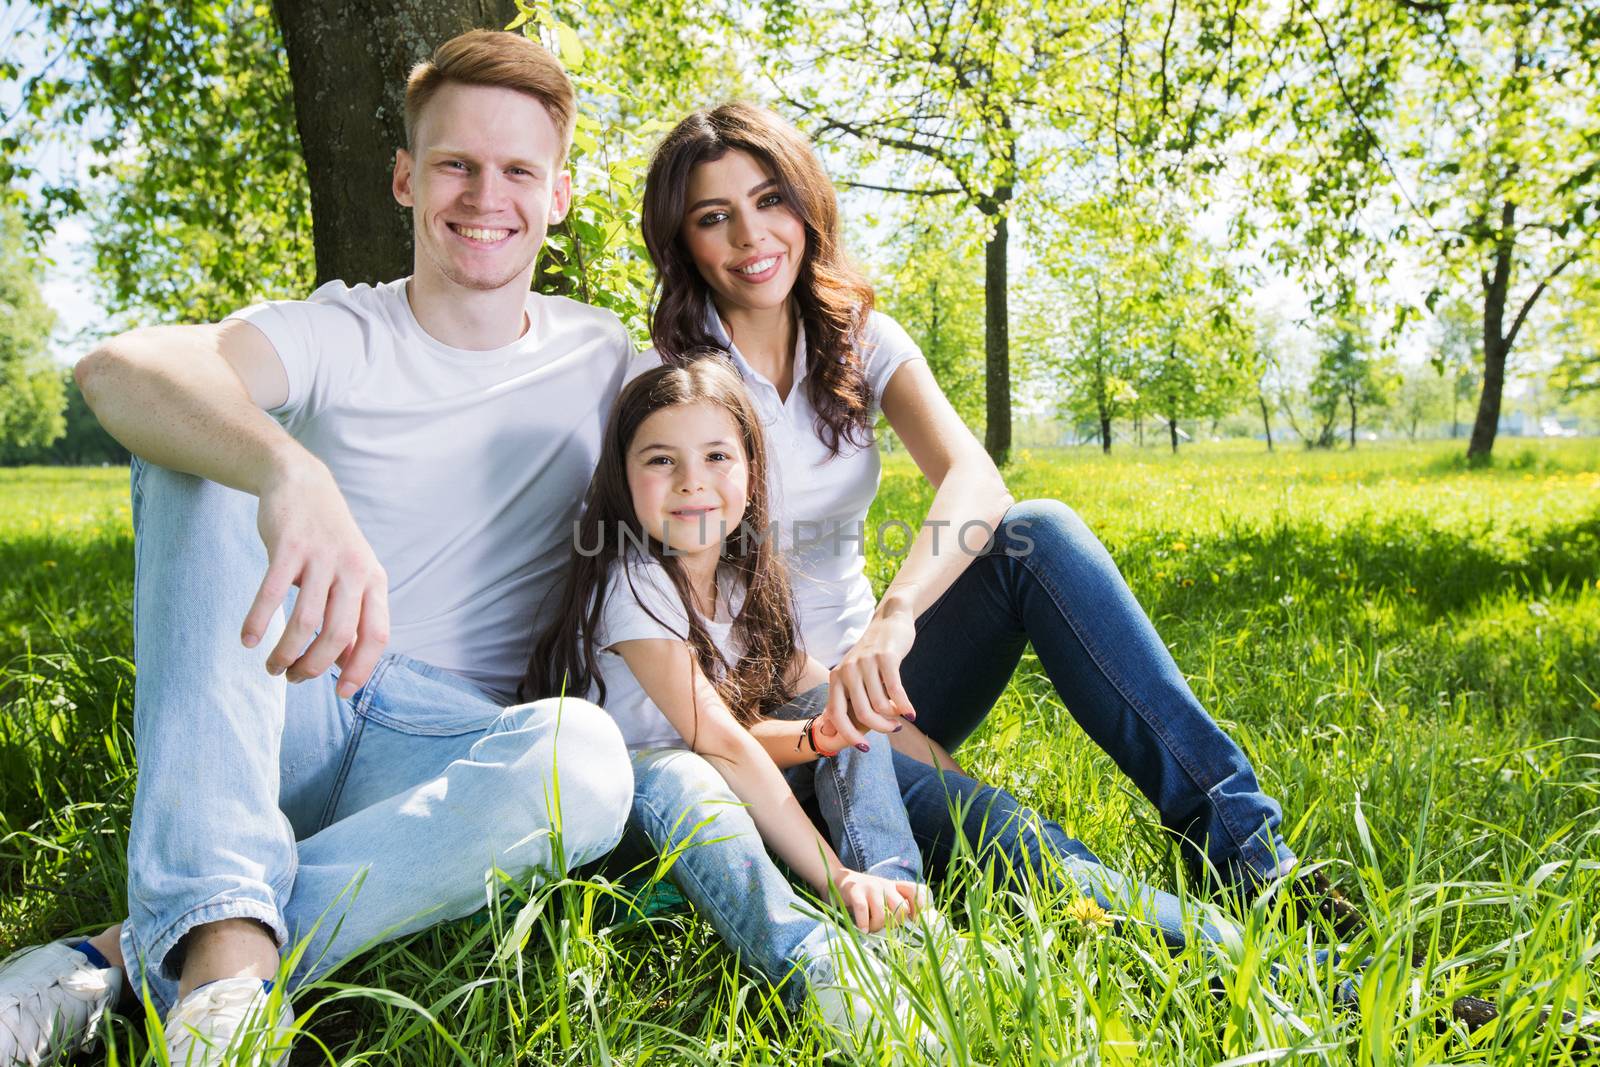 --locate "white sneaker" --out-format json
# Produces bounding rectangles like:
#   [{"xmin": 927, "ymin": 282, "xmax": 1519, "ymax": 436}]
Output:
[
  {"xmin": 0, "ymin": 939, "xmax": 121, "ymax": 1066},
  {"xmin": 164, "ymin": 978, "xmax": 294, "ymax": 1067},
  {"xmin": 890, "ymin": 906, "xmax": 967, "ymax": 969},
  {"xmin": 805, "ymin": 929, "xmax": 944, "ymax": 1061}
]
